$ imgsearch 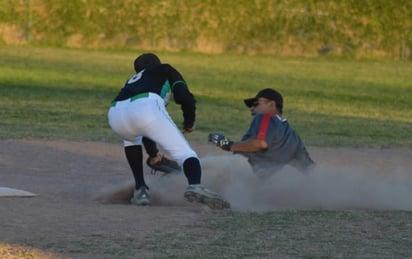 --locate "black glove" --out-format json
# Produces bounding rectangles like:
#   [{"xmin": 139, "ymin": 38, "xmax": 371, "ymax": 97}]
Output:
[{"xmin": 208, "ymin": 133, "xmax": 233, "ymax": 151}]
